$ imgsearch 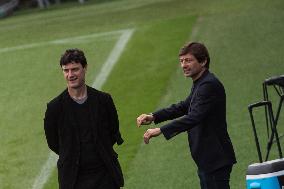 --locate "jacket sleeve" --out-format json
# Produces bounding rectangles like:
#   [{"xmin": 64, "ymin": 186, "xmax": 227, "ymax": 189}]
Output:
[
  {"xmin": 106, "ymin": 94, "xmax": 124, "ymax": 146},
  {"xmin": 44, "ymin": 103, "xmax": 59, "ymax": 154},
  {"xmin": 153, "ymin": 95, "xmax": 190, "ymax": 124},
  {"xmin": 160, "ymin": 81, "xmax": 219, "ymax": 140}
]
